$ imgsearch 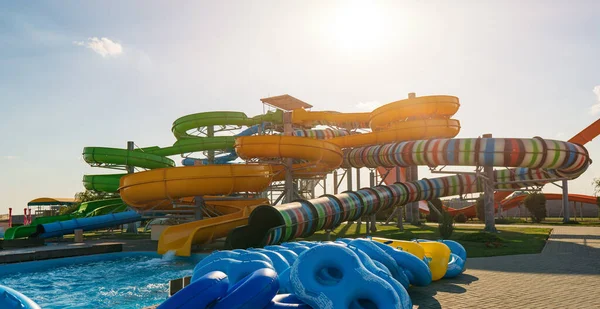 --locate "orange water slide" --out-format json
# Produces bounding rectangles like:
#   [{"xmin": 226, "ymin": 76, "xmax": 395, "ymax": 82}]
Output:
[{"xmin": 500, "ymin": 193, "xmax": 597, "ymax": 211}]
